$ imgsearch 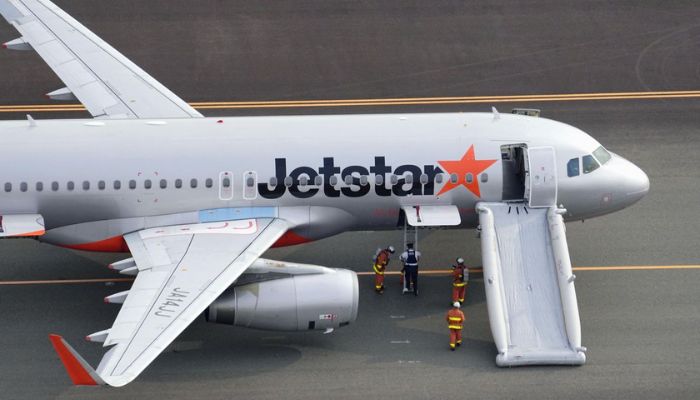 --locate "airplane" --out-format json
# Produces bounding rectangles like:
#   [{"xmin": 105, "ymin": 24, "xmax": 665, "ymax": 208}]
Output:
[{"xmin": 0, "ymin": 0, "xmax": 649, "ymax": 387}]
